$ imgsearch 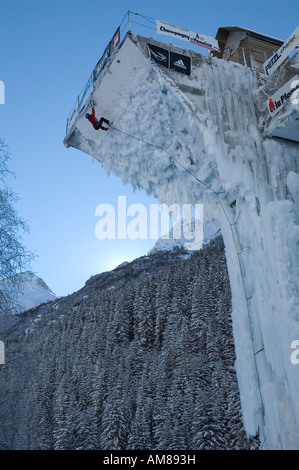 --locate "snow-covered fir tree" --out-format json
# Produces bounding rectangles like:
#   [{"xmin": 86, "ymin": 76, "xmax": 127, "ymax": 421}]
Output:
[{"xmin": 0, "ymin": 236, "xmax": 259, "ymax": 450}]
